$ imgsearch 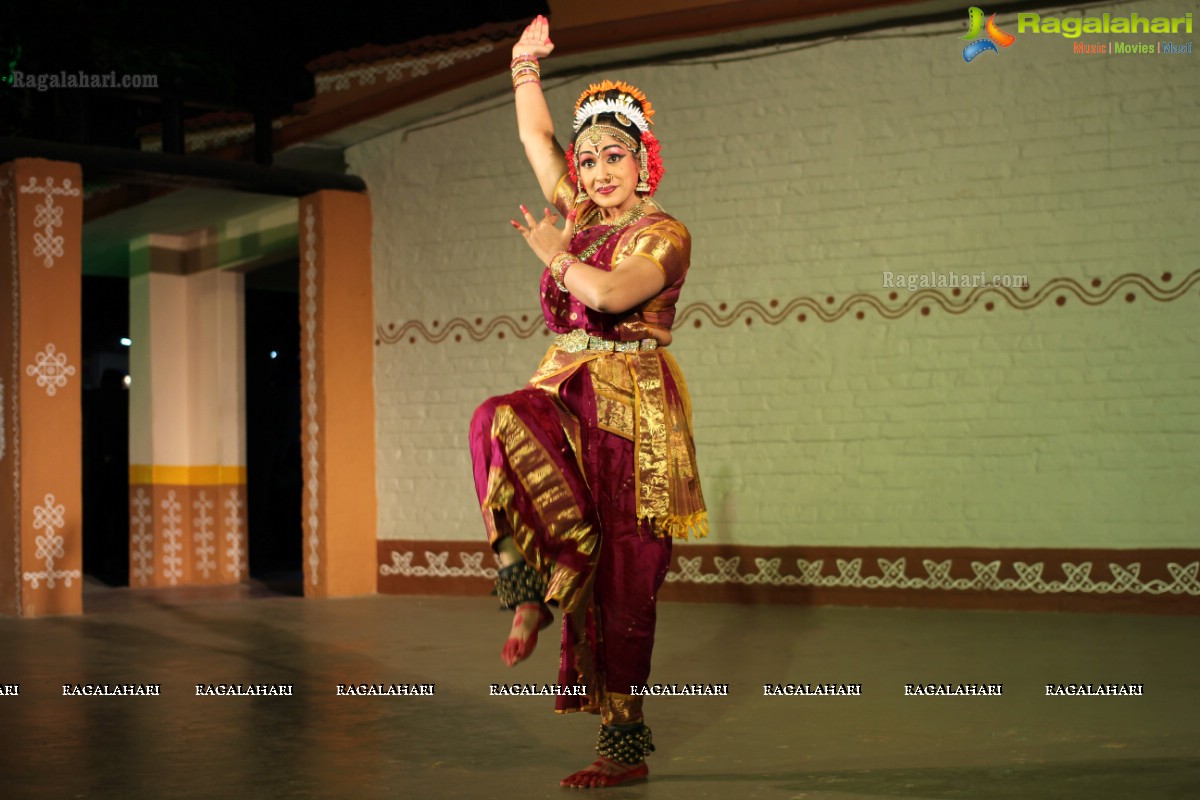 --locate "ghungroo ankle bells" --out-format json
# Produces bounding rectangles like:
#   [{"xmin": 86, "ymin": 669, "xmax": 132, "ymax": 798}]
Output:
[
  {"xmin": 596, "ymin": 723, "xmax": 655, "ymax": 764},
  {"xmin": 495, "ymin": 561, "xmax": 547, "ymax": 609}
]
